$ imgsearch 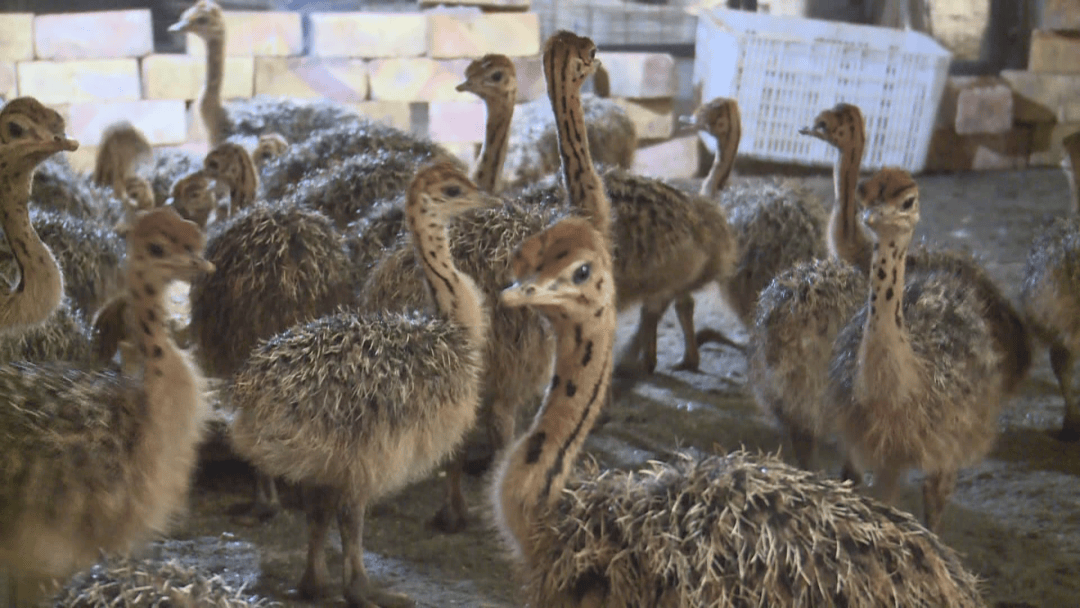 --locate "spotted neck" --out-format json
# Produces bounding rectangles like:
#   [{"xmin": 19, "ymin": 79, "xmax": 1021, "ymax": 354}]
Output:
[
  {"xmin": 495, "ymin": 301, "xmax": 616, "ymax": 563},
  {"xmin": 830, "ymin": 135, "xmax": 870, "ymax": 271},
  {"xmin": 855, "ymin": 240, "xmax": 918, "ymax": 409},
  {"xmin": 406, "ymin": 194, "xmax": 487, "ymax": 350},
  {"xmin": 700, "ymin": 125, "xmax": 739, "ymax": 197},
  {"xmin": 0, "ymin": 148, "xmax": 63, "ymax": 333},
  {"xmin": 474, "ymin": 90, "xmax": 515, "ymax": 194},
  {"xmin": 199, "ymin": 35, "xmax": 228, "ymax": 147},
  {"xmin": 545, "ymin": 54, "xmax": 611, "ymax": 240}
]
